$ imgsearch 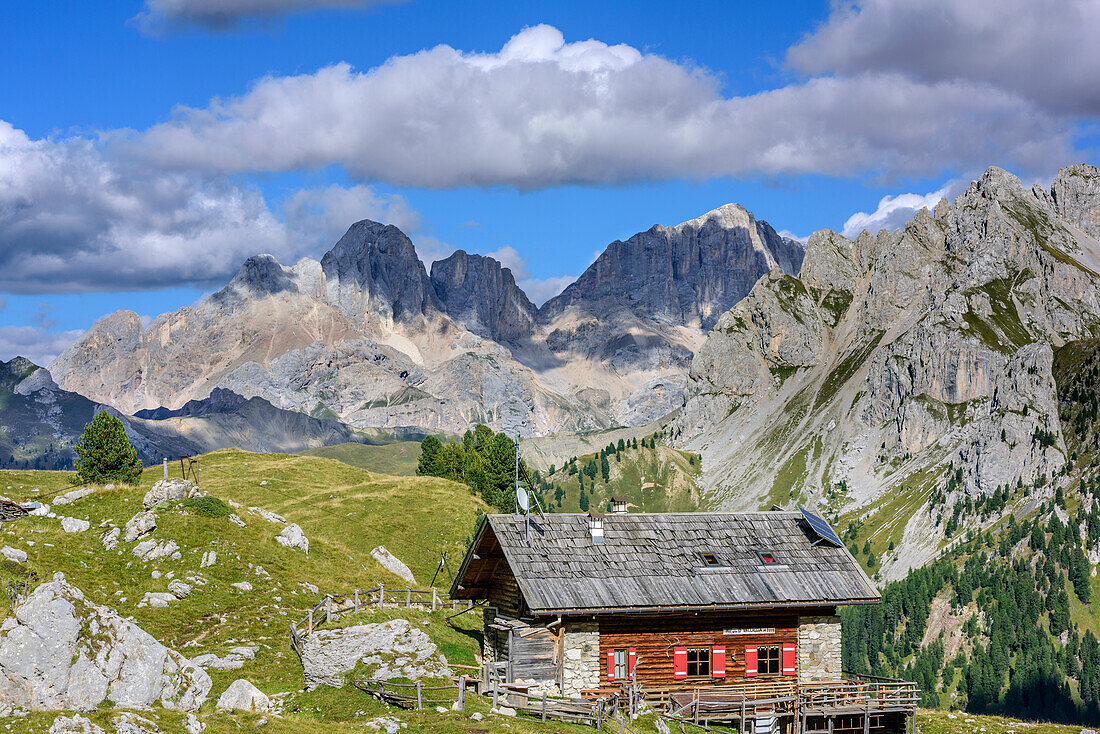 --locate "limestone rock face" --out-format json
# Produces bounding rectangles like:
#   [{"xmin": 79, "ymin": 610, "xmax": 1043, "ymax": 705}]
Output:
[
  {"xmin": 123, "ymin": 511, "xmax": 156, "ymax": 543},
  {"xmin": 675, "ymin": 164, "xmax": 1100, "ymax": 580},
  {"xmin": 300, "ymin": 619, "xmax": 451, "ymax": 690},
  {"xmin": 1050, "ymin": 163, "xmax": 1100, "ymax": 239},
  {"xmin": 0, "ymin": 573, "xmax": 210, "ymax": 711},
  {"xmin": 430, "ymin": 251, "xmax": 538, "ymax": 344}
]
